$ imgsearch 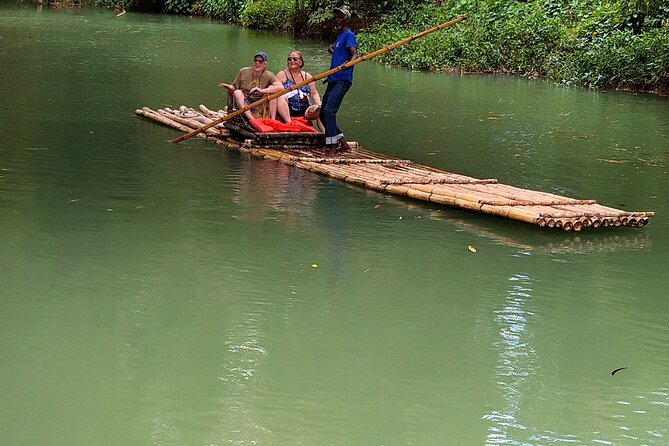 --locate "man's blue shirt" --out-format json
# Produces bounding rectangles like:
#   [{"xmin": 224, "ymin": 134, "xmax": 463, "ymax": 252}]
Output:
[{"xmin": 327, "ymin": 28, "xmax": 358, "ymax": 82}]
